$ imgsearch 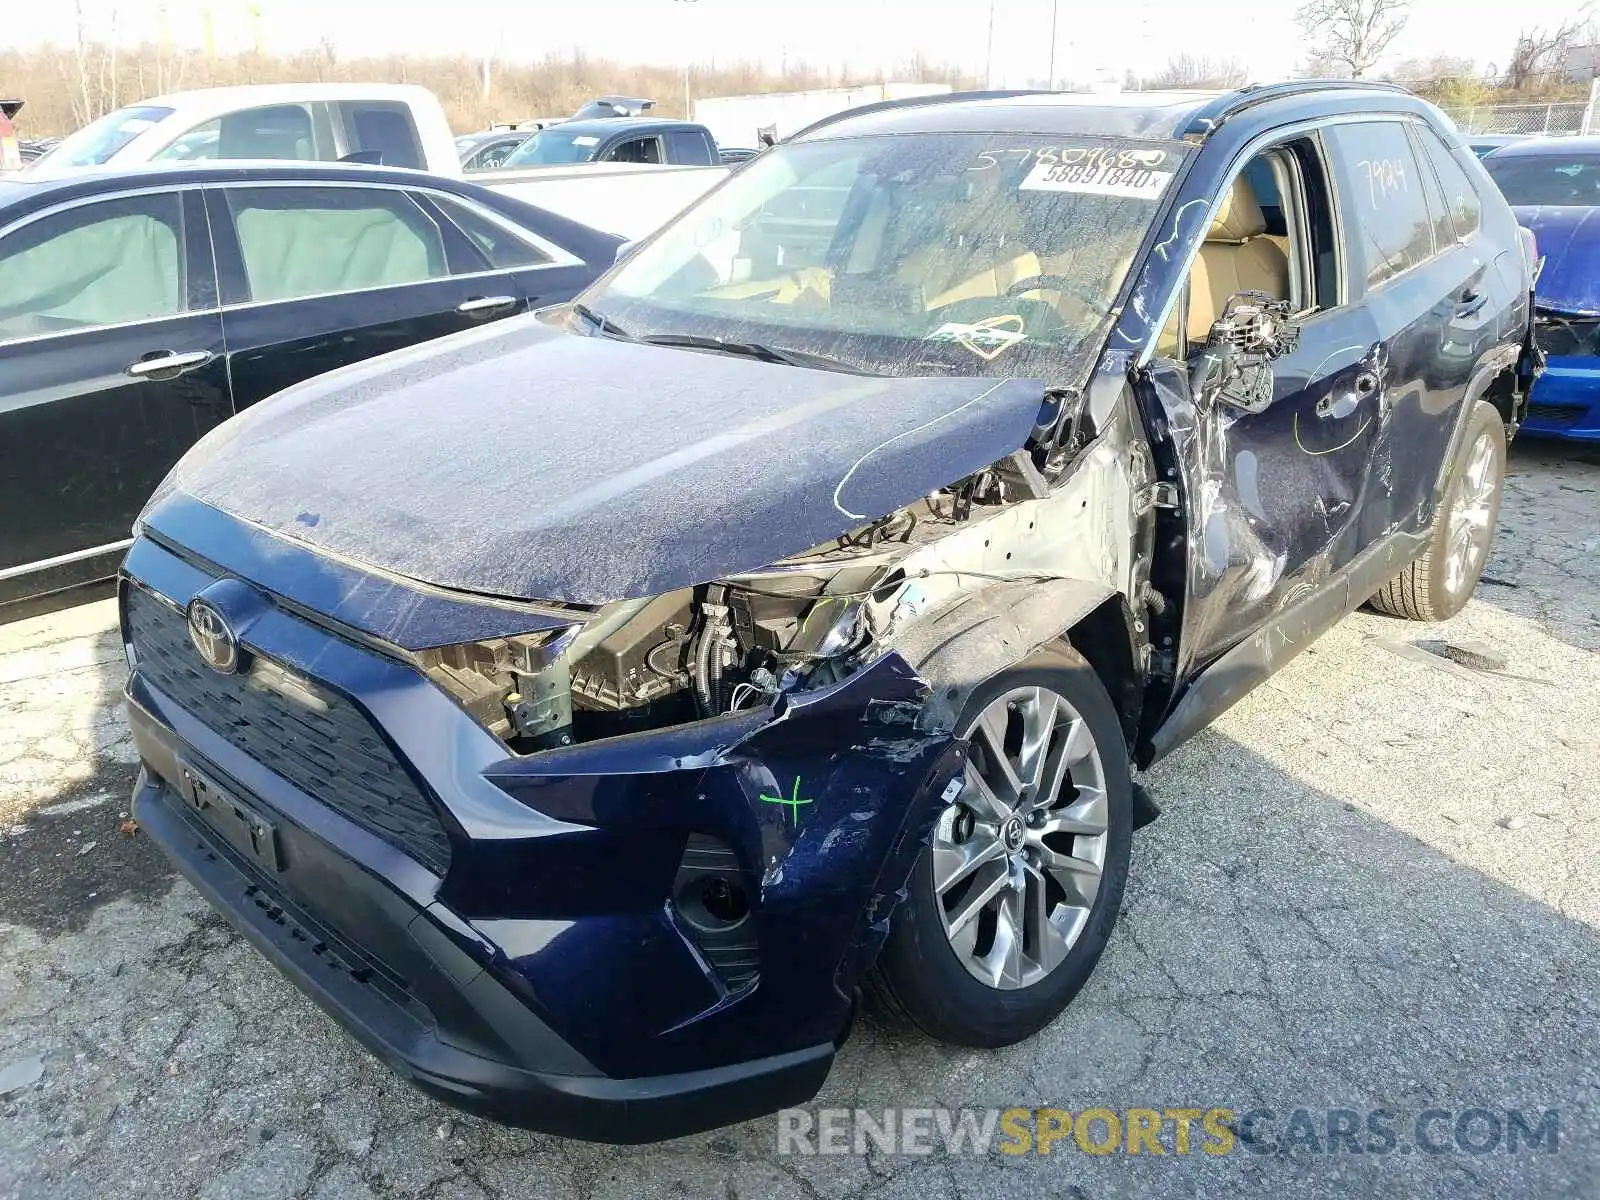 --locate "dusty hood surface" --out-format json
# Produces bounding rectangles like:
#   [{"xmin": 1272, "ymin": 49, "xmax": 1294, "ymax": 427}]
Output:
[
  {"xmin": 161, "ymin": 318, "xmax": 1046, "ymax": 605},
  {"xmin": 1517, "ymin": 204, "xmax": 1600, "ymax": 315}
]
